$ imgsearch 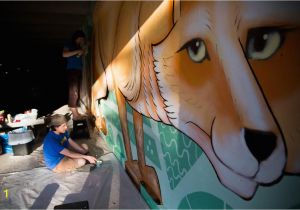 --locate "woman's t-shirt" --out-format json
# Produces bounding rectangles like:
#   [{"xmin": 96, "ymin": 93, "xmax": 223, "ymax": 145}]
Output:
[{"xmin": 64, "ymin": 42, "xmax": 83, "ymax": 70}]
